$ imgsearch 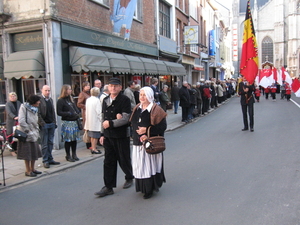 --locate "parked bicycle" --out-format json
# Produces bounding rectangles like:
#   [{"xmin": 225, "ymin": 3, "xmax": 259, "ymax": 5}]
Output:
[{"xmin": 0, "ymin": 122, "xmax": 16, "ymax": 186}]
